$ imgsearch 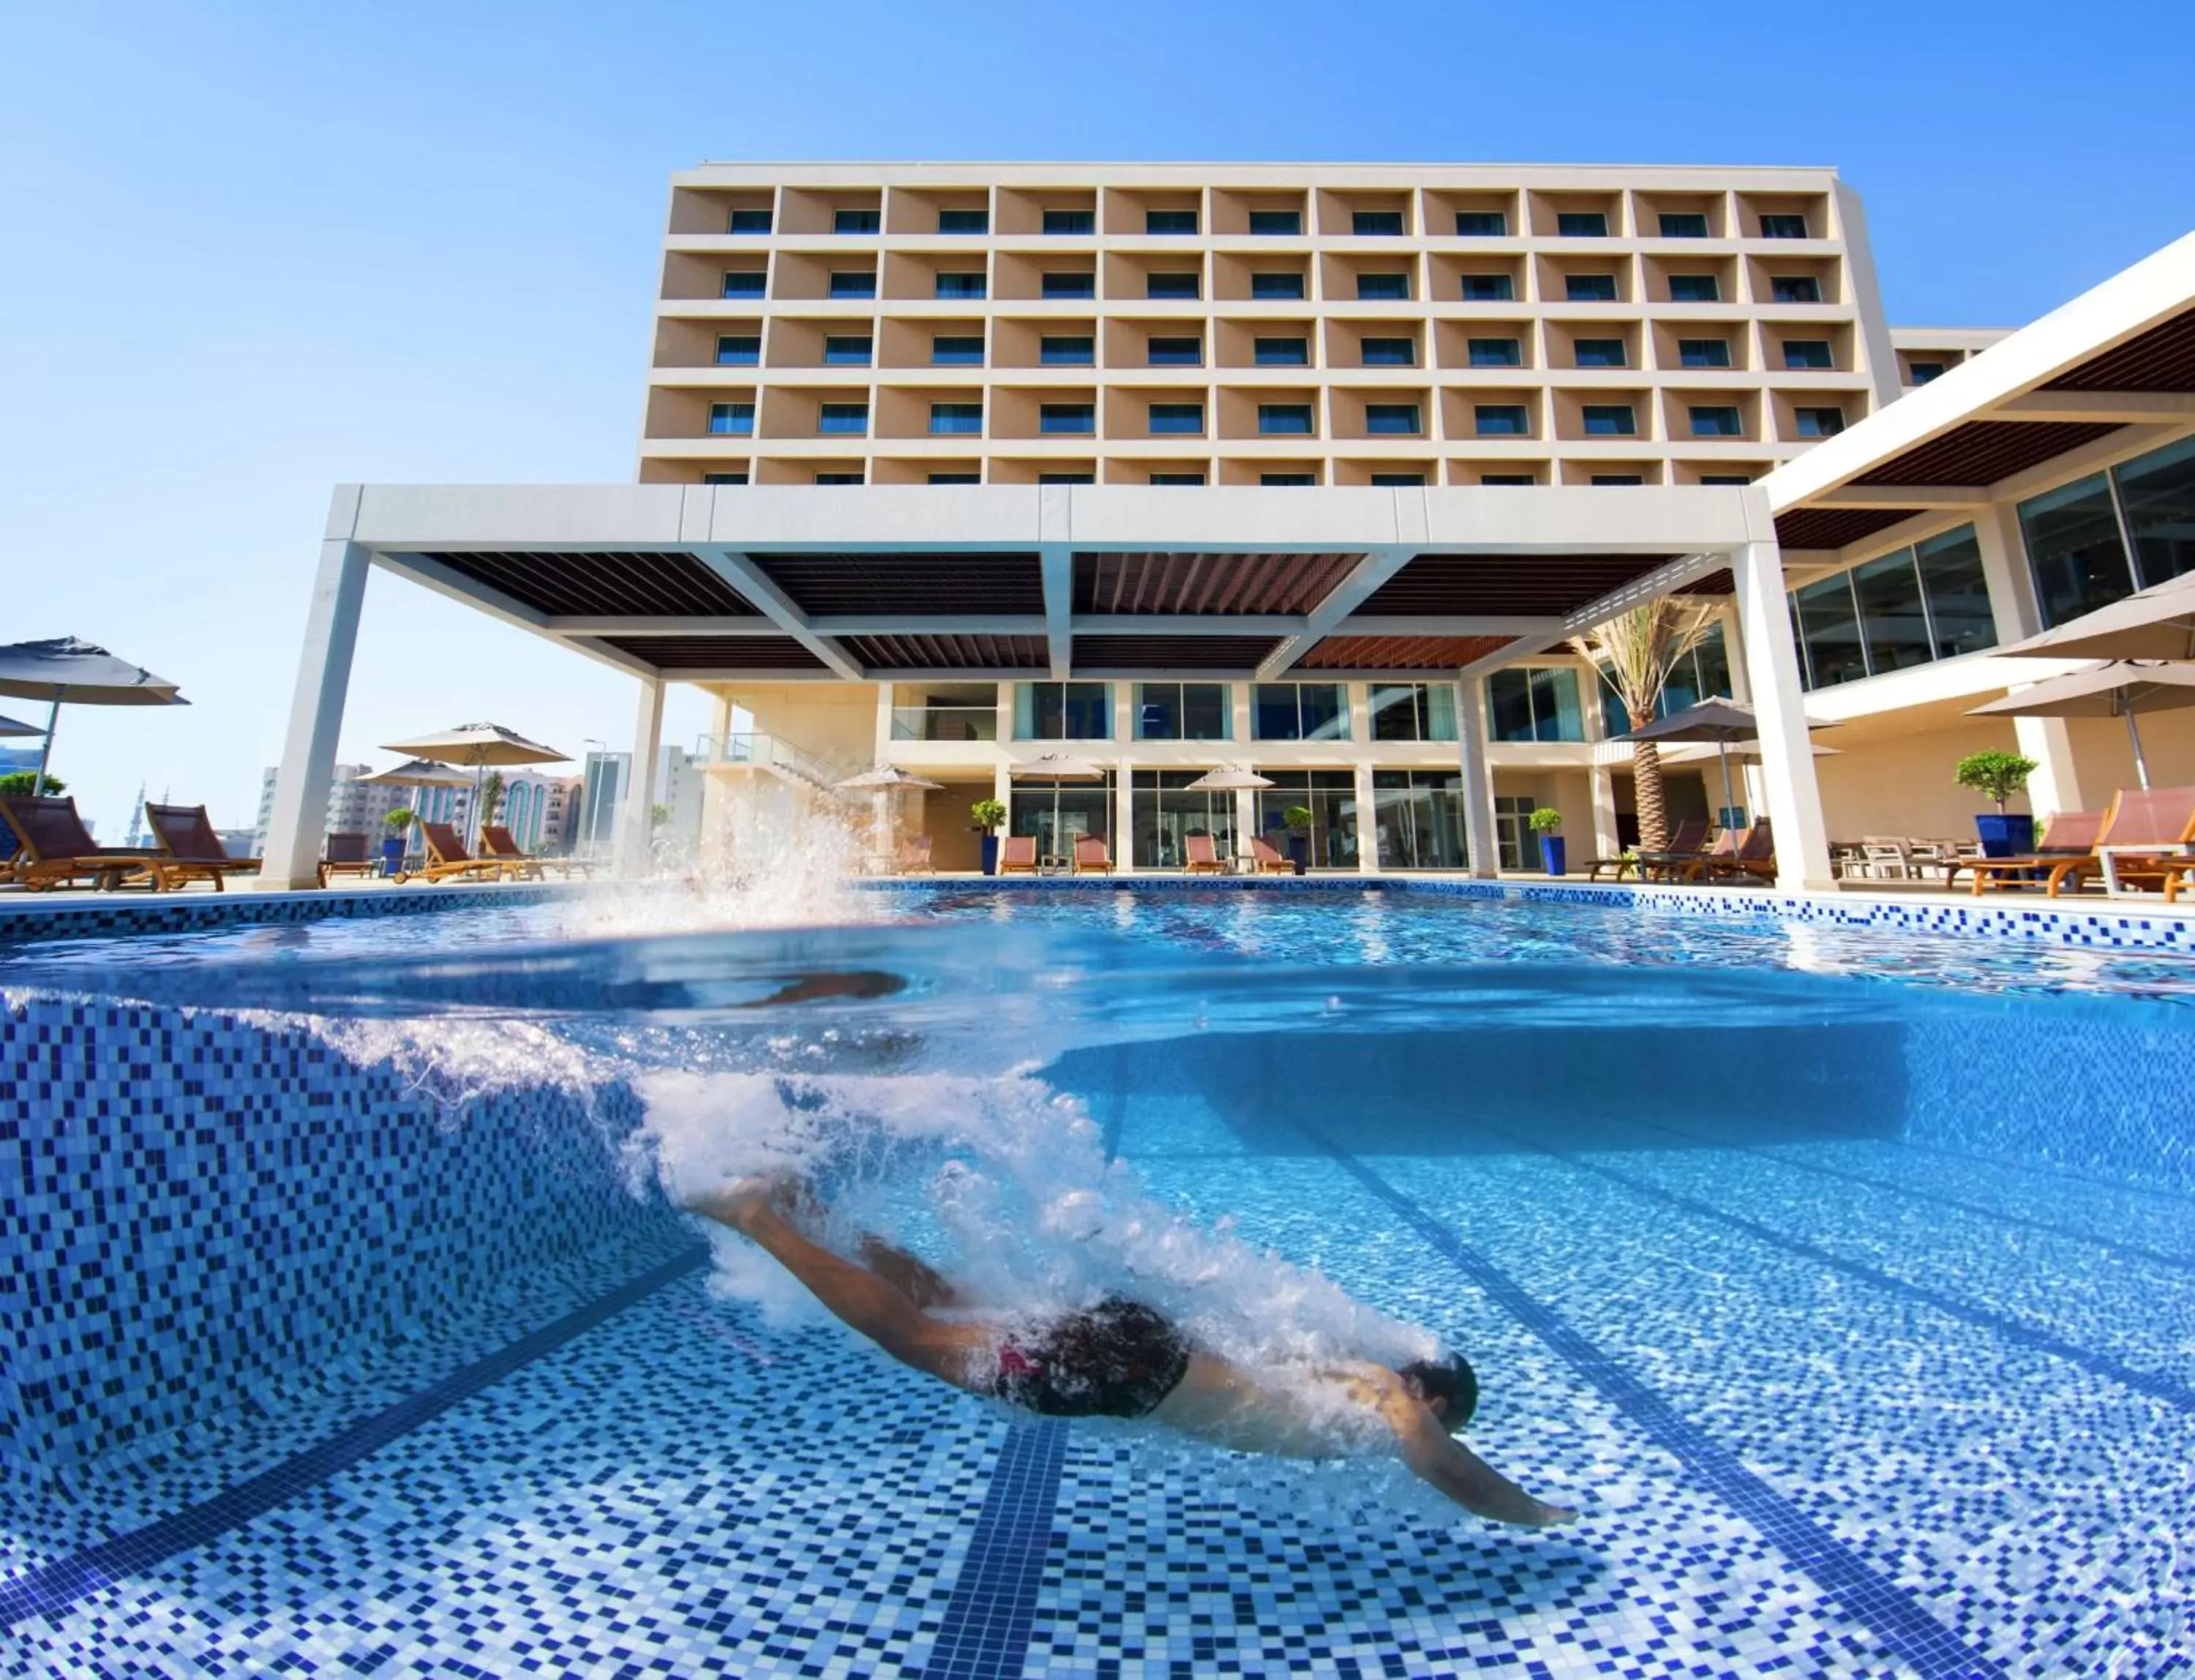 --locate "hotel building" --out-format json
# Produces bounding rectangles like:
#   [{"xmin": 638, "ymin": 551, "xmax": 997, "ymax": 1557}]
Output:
[{"xmin": 256, "ymin": 164, "xmax": 2195, "ymax": 890}]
